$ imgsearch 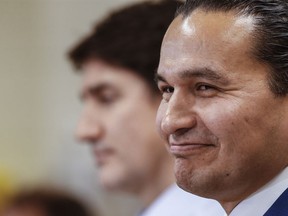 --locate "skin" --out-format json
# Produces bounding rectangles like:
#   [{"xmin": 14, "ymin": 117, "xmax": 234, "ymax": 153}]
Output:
[
  {"xmin": 156, "ymin": 10, "xmax": 288, "ymax": 213},
  {"xmin": 76, "ymin": 59, "xmax": 174, "ymax": 207}
]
